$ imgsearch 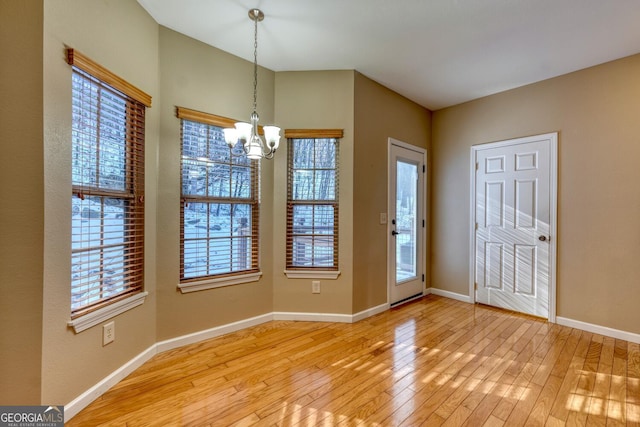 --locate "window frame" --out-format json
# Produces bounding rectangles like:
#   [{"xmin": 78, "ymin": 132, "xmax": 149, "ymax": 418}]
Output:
[
  {"xmin": 285, "ymin": 129, "xmax": 342, "ymax": 278},
  {"xmin": 177, "ymin": 107, "xmax": 262, "ymax": 293},
  {"xmin": 66, "ymin": 48, "xmax": 151, "ymax": 331}
]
